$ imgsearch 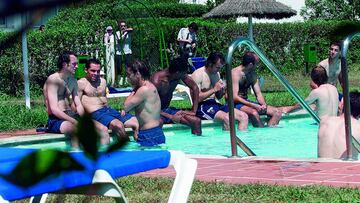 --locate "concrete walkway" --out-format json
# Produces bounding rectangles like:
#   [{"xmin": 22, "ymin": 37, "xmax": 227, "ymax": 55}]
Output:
[{"xmin": 138, "ymin": 156, "xmax": 360, "ymax": 187}]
